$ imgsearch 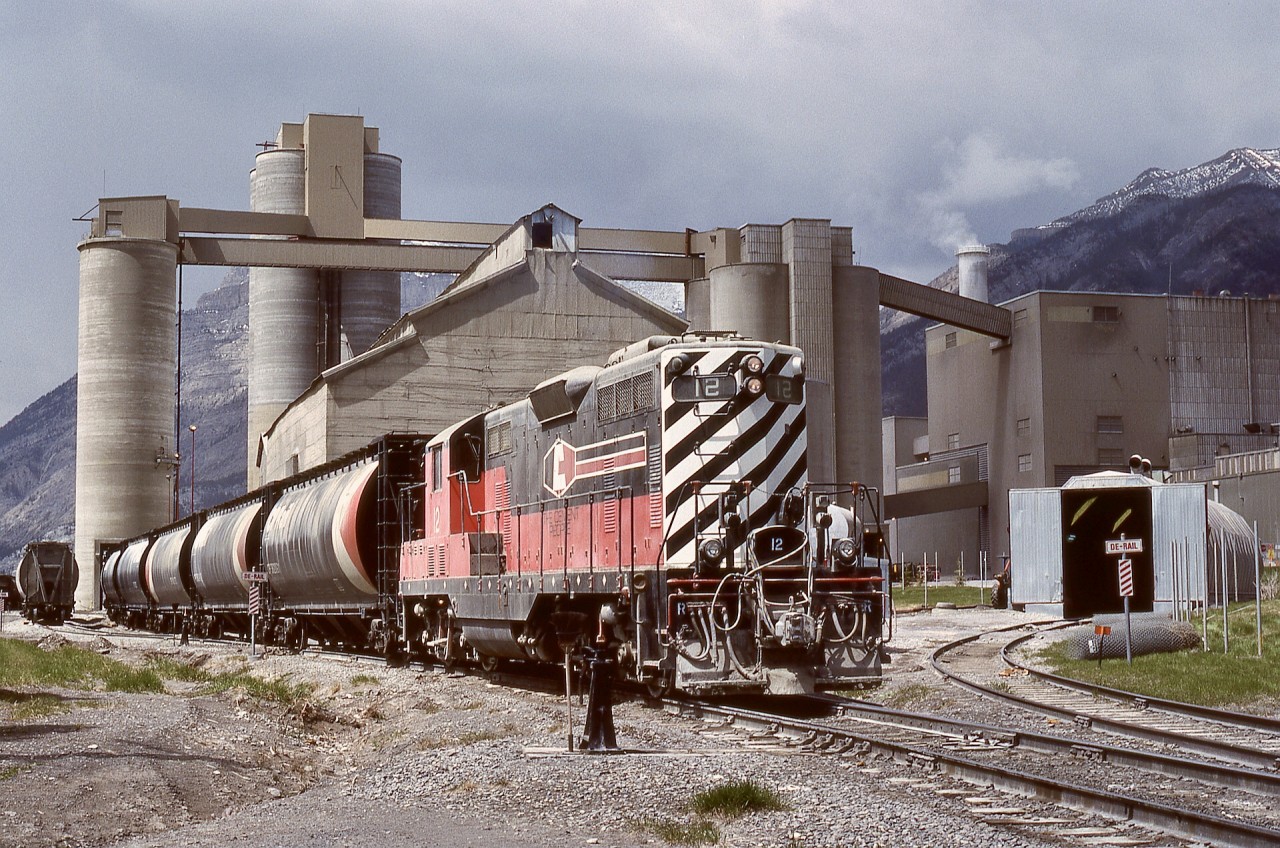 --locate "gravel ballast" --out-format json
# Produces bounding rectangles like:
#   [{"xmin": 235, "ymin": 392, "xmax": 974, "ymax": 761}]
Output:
[{"xmin": 0, "ymin": 608, "xmax": 1157, "ymax": 848}]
